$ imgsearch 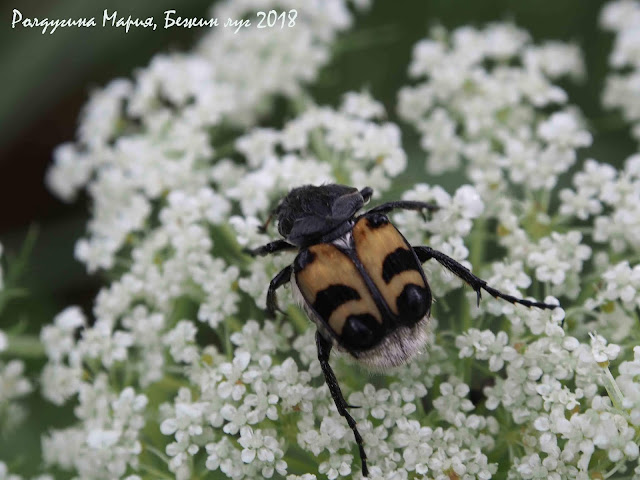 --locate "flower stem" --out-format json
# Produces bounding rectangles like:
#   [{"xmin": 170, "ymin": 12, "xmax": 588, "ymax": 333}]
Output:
[
  {"xmin": 602, "ymin": 365, "xmax": 625, "ymax": 412},
  {"xmin": 139, "ymin": 462, "xmax": 174, "ymax": 480},
  {"xmin": 3, "ymin": 334, "xmax": 45, "ymax": 358}
]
